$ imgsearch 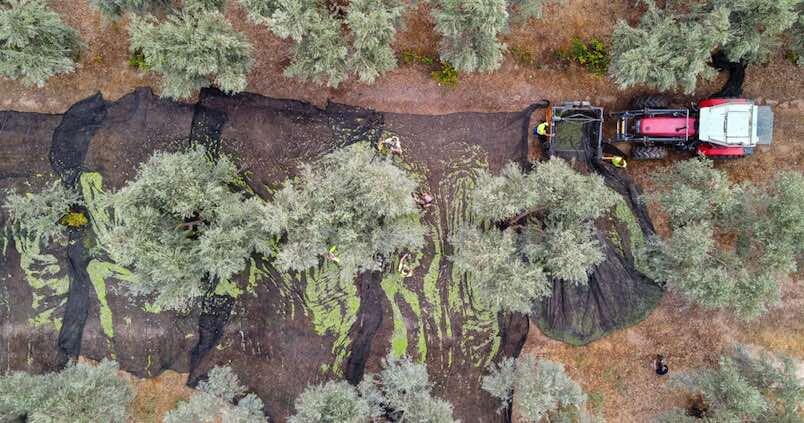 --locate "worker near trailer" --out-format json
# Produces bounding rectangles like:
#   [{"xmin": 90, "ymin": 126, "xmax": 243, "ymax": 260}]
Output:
[
  {"xmin": 535, "ymin": 121, "xmax": 549, "ymax": 139},
  {"xmin": 610, "ymin": 156, "xmax": 627, "ymax": 168}
]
